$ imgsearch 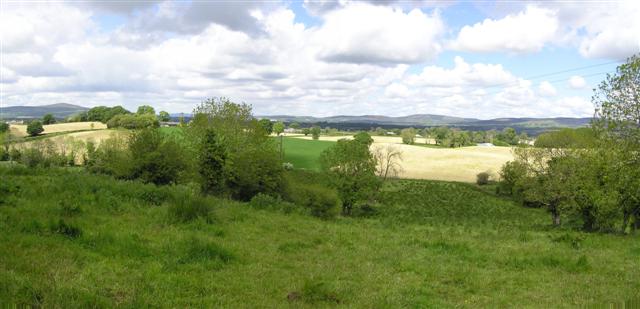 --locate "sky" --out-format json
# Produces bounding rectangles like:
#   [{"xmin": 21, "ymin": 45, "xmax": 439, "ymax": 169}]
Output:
[{"xmin": 1, "ymin": 0, "xmax": 639, "ymax": 119}]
